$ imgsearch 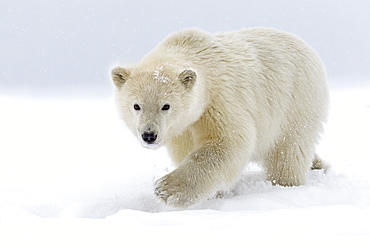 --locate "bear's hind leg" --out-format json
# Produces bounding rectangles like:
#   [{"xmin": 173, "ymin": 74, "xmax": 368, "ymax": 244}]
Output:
[{"xmin": 264, "ymin": 138, "xmax": 314, "ymax": 187}]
